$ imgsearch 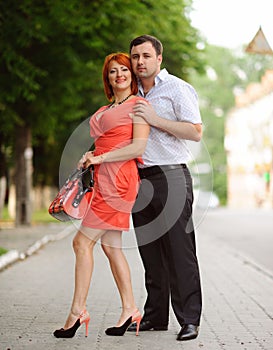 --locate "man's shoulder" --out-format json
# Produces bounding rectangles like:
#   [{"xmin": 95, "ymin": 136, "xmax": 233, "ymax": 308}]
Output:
[
  {"xmin": 161, "ymin": 69, "xmax": 189, "ymax": 87},
  {"xmin": 160, "ymin": 72, "xmax": 196, "ymax": 97}
]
